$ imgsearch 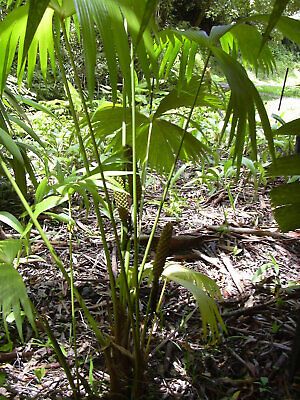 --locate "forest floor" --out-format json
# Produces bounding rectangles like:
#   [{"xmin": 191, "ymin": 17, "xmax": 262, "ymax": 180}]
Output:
[{"xmin": 0, "ymin": 167, "xmax": 300, "ymax": 400}]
